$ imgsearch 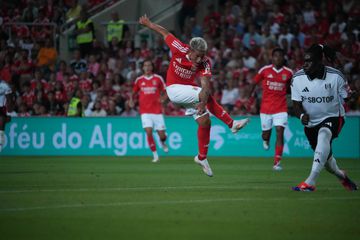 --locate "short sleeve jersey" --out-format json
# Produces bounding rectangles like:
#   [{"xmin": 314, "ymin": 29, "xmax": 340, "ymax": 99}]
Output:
[
  {"xmin": 133, "ymin": 74, "xmax": 166, "ymax": 114},
  {"xmin": 291, "ymin": 66, "xmax": 348, "ymax": 127},
  {"xmin": 254, "ymin": 64, "xmax": 293, "ymax": 114},
  {"xmin": 165, "ymin": 34, "xmax": 211, "ymax": 86}
]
